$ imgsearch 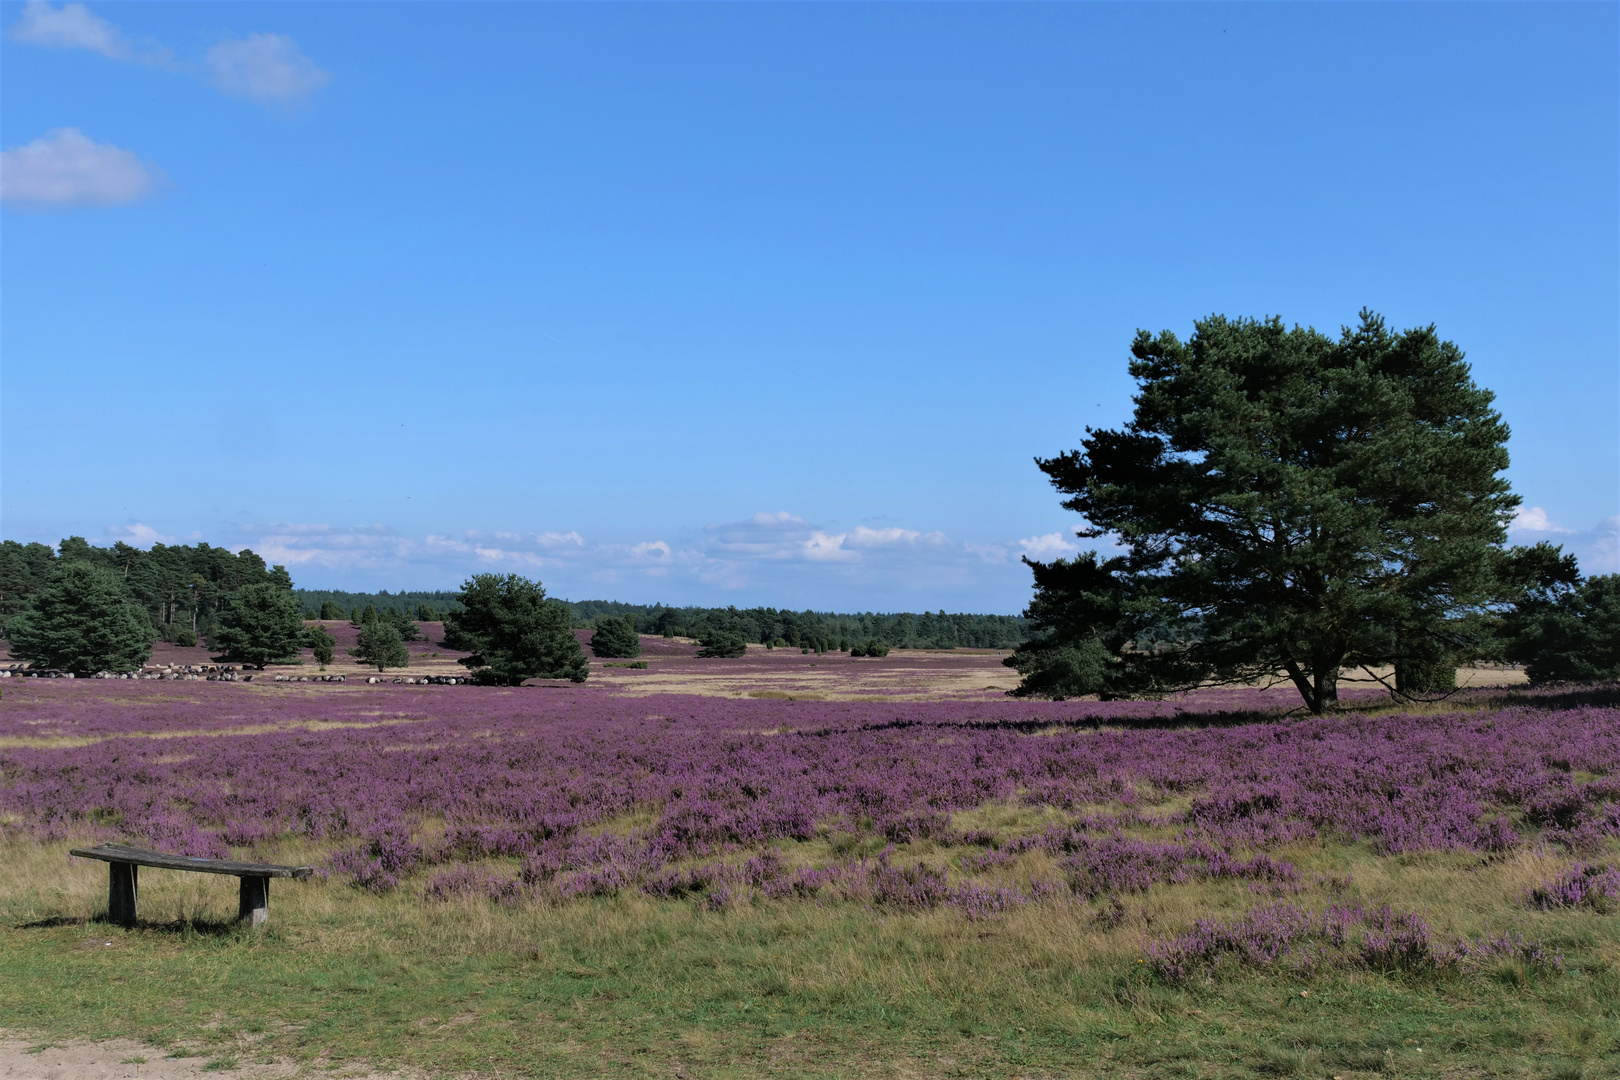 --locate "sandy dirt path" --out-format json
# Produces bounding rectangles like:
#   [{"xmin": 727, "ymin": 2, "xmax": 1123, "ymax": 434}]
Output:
[{"xmin": 0, "ymin": 1032, "xmax": 415, "ymax": 1080}]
